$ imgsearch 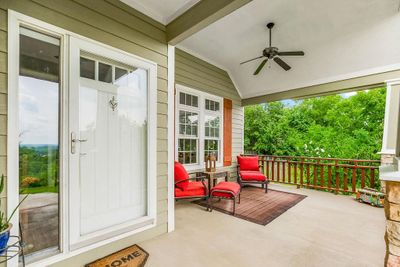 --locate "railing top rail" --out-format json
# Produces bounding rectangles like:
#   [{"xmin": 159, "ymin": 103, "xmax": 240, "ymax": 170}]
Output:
[{"xmin": 245, "ymin": 154, "xmax": 381, "ymax": 164}]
